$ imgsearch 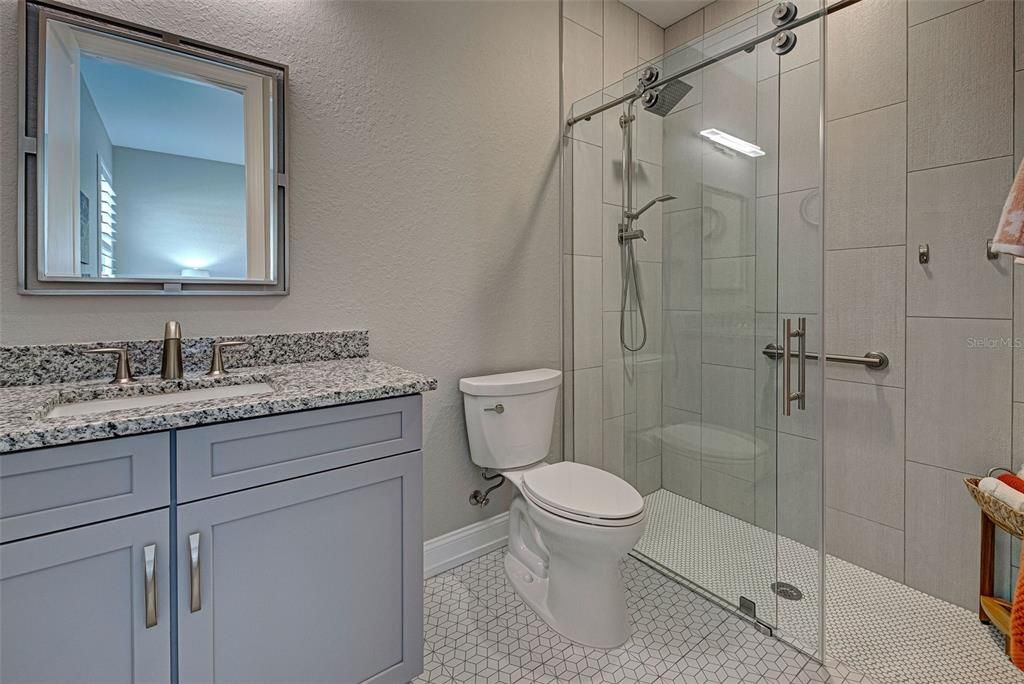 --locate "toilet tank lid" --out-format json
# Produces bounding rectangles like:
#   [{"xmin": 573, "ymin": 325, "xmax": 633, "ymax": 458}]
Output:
[{"xmin": 459, "ymin": 368, "xmax": 562, "ymax": 396}]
